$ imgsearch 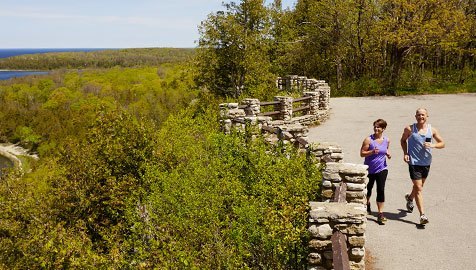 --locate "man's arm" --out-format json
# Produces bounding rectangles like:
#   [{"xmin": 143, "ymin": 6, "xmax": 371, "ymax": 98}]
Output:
[
  {"xmin": 431, "ymin": 127, "xmax": 445, "ymax": 149},
  {"xmin": 400, "ymin": 126, "xmax": 411, "ymax": 163}
]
